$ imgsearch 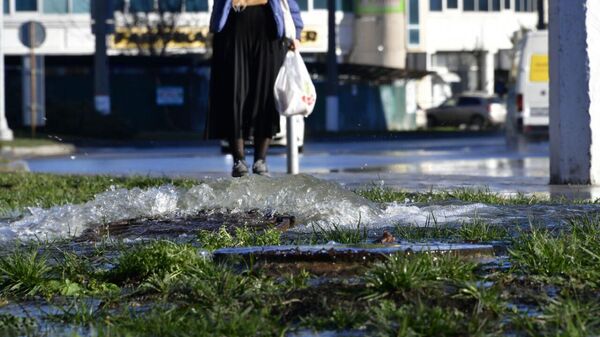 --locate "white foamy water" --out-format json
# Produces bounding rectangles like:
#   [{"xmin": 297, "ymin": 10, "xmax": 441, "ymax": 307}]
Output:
[{"xmin": 0, "ymin": 175, "xmax": 499, "ymax": 241}]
